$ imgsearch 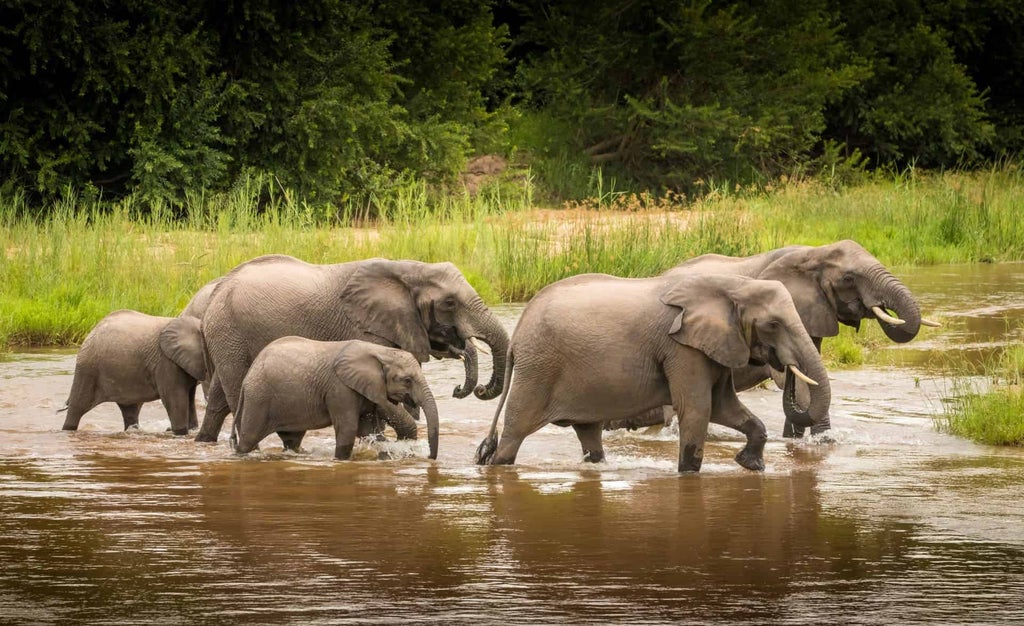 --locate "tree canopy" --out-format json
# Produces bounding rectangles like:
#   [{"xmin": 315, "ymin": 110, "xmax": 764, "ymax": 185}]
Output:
[{"xmin": 0, "ymin": 0, "xmax": 1020, "ymax": 205}]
